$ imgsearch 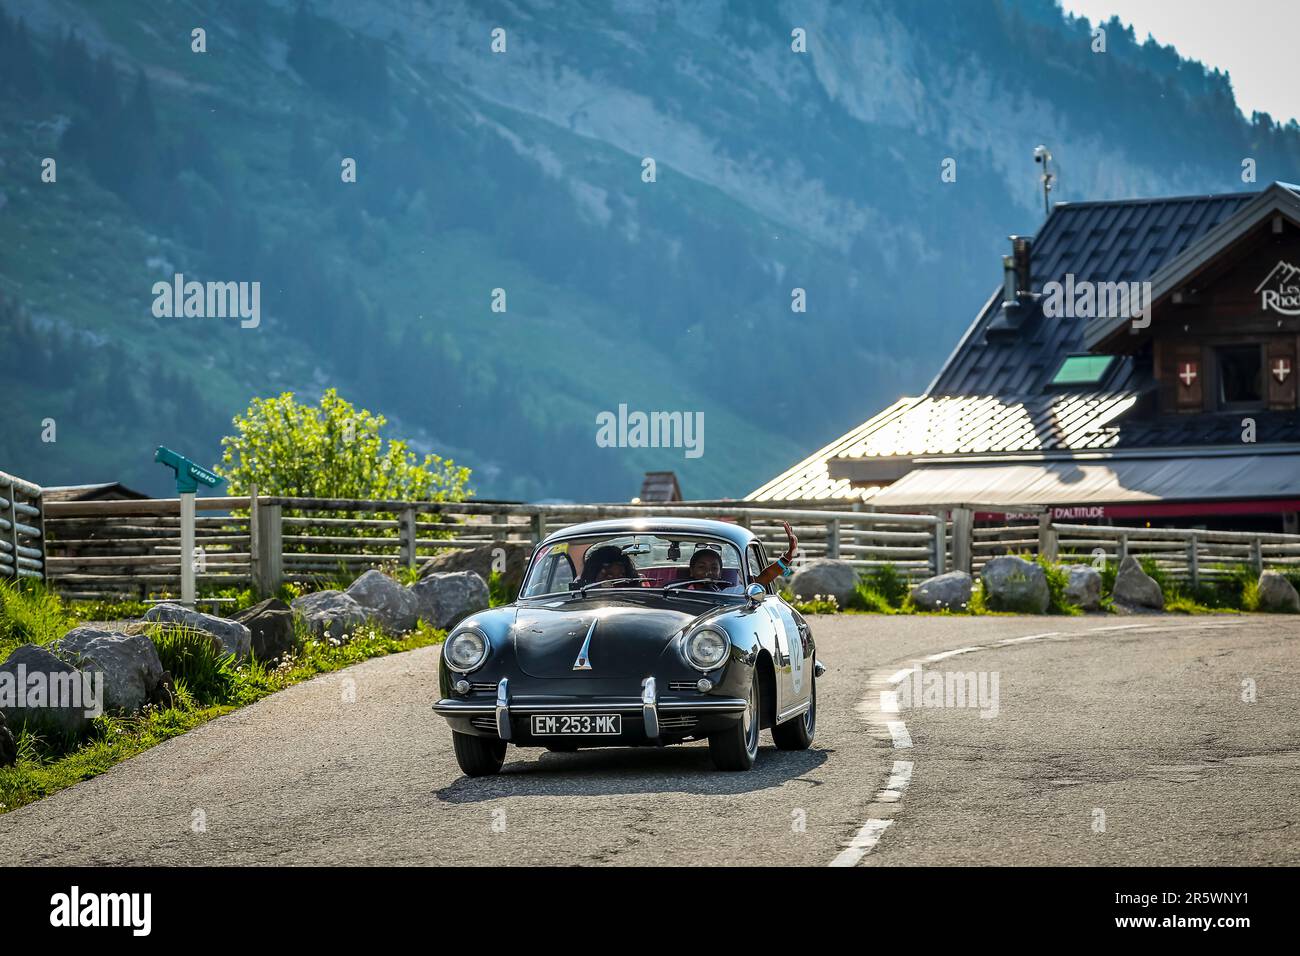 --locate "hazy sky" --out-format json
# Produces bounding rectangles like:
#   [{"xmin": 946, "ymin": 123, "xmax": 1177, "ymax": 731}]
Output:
[{"xmin": 1059, "ymin": 0, "xmax": 1300, "ymax": 124}]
